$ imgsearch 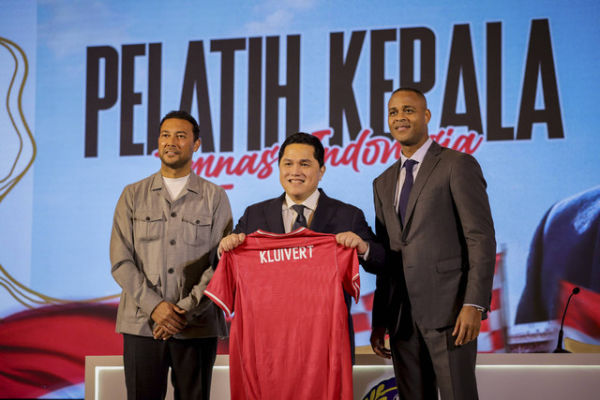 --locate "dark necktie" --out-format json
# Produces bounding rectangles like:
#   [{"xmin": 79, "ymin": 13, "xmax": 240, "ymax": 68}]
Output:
[
  {"xmin": 398, "ymin": 159, "xmax": 418, "ymax": 224},
  {"xmin": 291, "ymin": 204, "xmax": 307, "ymax": 230}
]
